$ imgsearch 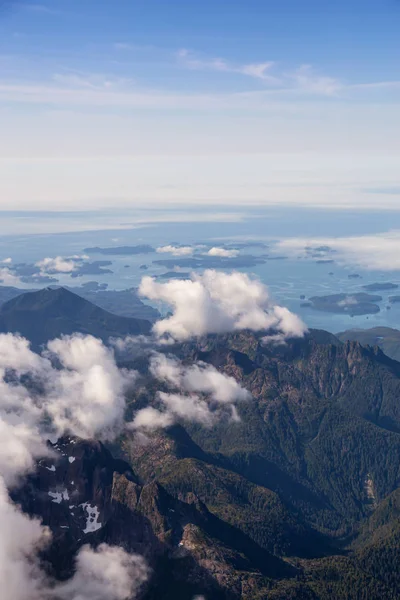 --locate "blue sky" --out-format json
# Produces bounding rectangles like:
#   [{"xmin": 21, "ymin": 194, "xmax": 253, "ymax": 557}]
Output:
[{"xmin": 0, "ymin": 0, "xmax": 399, "ymax": 211}]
